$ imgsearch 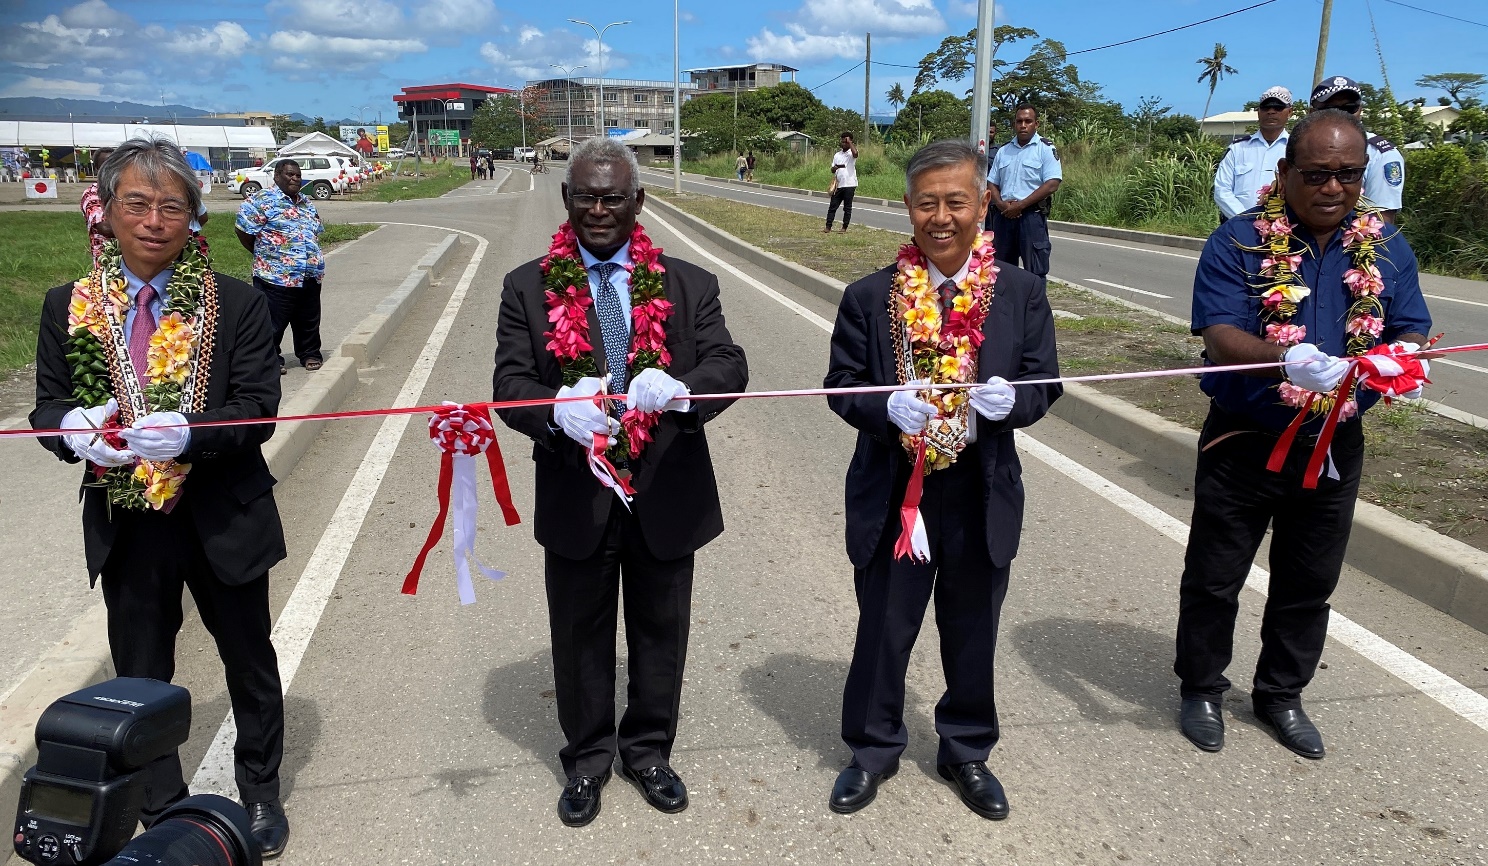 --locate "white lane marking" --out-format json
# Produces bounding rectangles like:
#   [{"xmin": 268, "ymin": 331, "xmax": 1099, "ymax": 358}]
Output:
[
  {"xmin": 643, "ymin": 209, "xmax": 837, "ymax": 332},
  {"xmin": 1424, "ymin": 292, "xmax": 1488, "ymax": 309},
  {"xmin": 1051, "ymin": 233, "xmax": 1201, "ymax": 261},
  {"xmin": 1085, "ymin": 278, "xmax": 1173, "ymax": 299},
  {"xmin": 1015, "ymin": 432, "xmax": 1488, "ymax": 734},
  {"xmin": 1054, "ymin": 278, "xmax": 1191, "ymax": 328},
  {"xmin": 1436, "ymin": 358, "xmax": 1488, "ymax": 375},
  {"xmin": 652, "ymin": 206, "xmax": 1488, "ymax": 736},
  {"xmin": 190, "ymin": 223, "xmax": 490, "ymax": 797}
]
